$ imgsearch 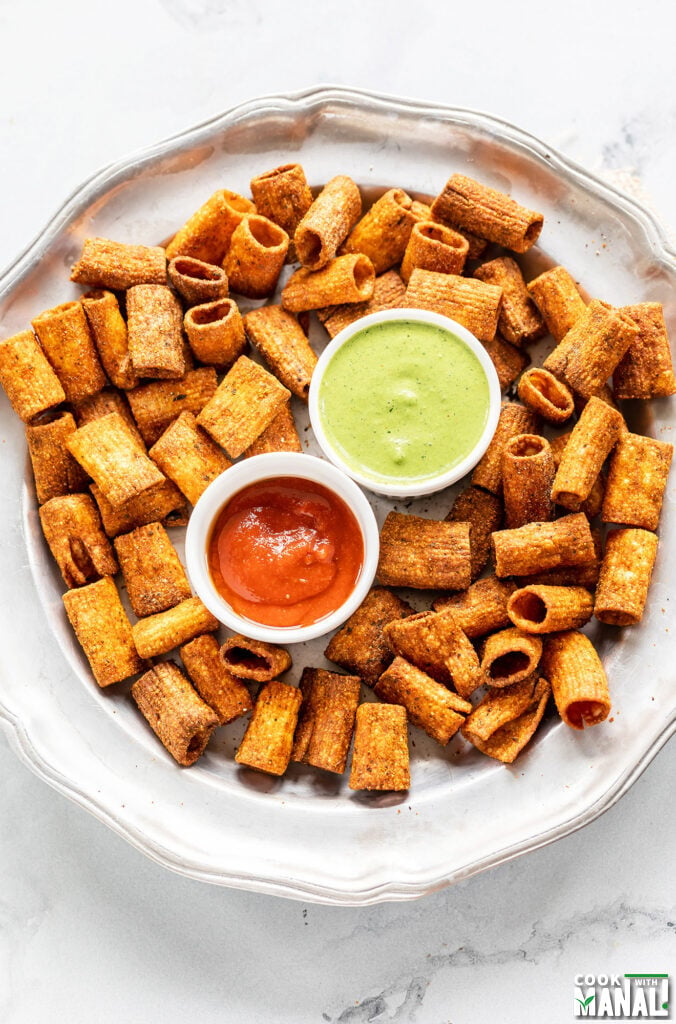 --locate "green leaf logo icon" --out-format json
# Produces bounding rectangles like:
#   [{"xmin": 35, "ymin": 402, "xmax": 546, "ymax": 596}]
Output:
[{"xmin": 576, "ymin": 995, "xmax": 595, "ymax": 1008}]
